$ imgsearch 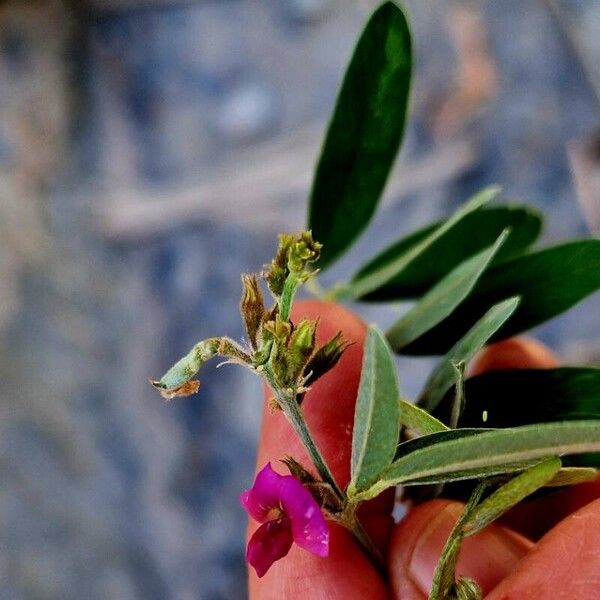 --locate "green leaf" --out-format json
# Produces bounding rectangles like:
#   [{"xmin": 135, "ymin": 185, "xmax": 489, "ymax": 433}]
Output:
[
  {"xmin": 545, "ymin": 467, "xmax": 598, "ymax": 487},
  {"xmin": 449, "ymin": 361, "xmax": 466, "ymax": 429},
  {"xmin": 391, "ymin": 429, "xmax": 538, "ymax": 489},
  {"xmin": 308, "ymin": 1, "xmax": 412, "ymax": 269},
  {"xmin": 396, "ymin": 428, "xmax": 489, "ymax": 459},
  {"xmin": 399, "ymin": 399, "xmax": 449, "ymax": 435},
  {"xmin": 400, "ymin": 240, "xmax": 600, "ymax": 355},
  {"xmin": 348, "ymin": 326, "xmax": 401, "ymax": 495},
  {"xmin": 386, "ymin": 229, "xmax": 510, "ymax": 351},
  {"xmin": 417, "ymin": 297, "xmax": 520, "ymax": 412},
  {"xmin": 435, "ymin": 367, "xmax": 600, "ymax": 467},
  {"xmin": 462, "ymin": 457, "xmax": 561, "ymax": 536},
  {"xmin": 369, "ymin": 421, "xmax": 600, "ymax": 496},
  {"xmin": 337, "ymin": 187, "xmax": 497, "ymax": 300},
  {"xmin": 352, "ymin": 204, "xmax": 542, "ymax": 301}
]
